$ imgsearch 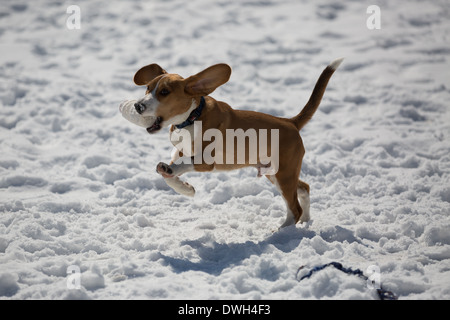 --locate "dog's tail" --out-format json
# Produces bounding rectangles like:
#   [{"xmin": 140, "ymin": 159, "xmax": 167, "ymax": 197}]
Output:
[{"xmin": 291, "ymin": 58, "xmax": 344, "ymax": 131}]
